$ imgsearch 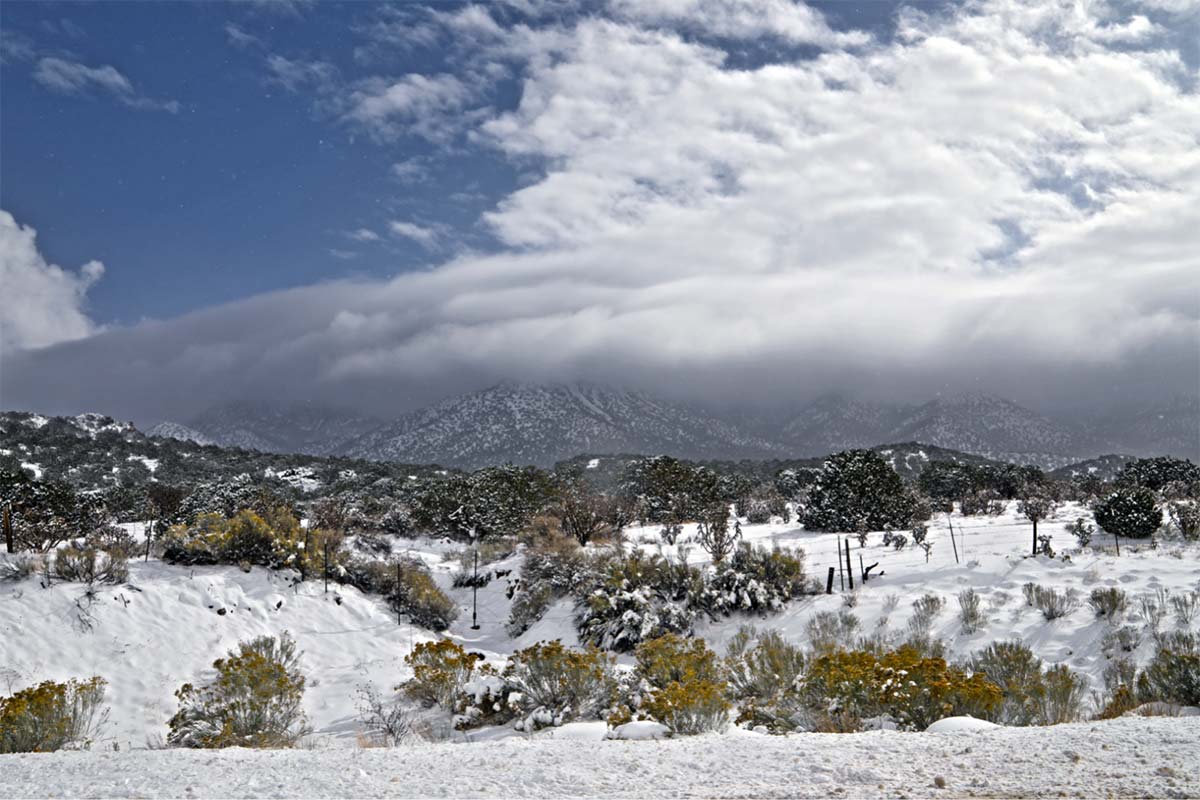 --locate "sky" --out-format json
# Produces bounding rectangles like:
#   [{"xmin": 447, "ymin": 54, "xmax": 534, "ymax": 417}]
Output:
[{"xmin": 1, "ymin": 0, "xmax": 1198, "ymax": 423}]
